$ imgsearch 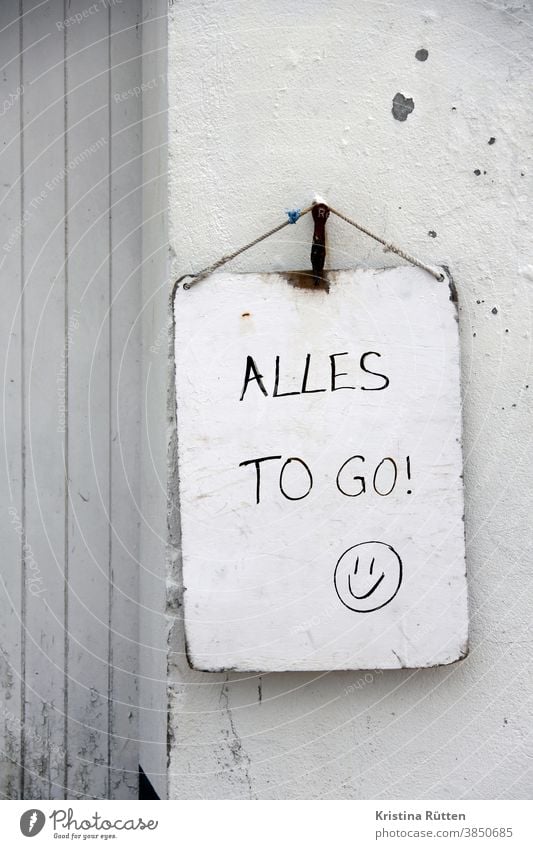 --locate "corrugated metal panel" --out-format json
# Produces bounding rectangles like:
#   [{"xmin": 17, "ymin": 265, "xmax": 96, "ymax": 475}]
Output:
[{"xmin": 0, "ymin": 0, "xmax": 143, "ymax": 799}]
